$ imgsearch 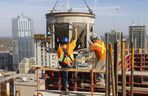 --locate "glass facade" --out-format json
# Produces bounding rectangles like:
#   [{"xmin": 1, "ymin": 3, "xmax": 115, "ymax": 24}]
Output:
[
  {"xmin": 12, "ymin": 14, "xmax": 34, "ymax": 70},
  {"xmin": 129, "ymin": 26, "xmax": 146, "ymax": 49}
]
